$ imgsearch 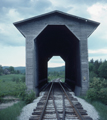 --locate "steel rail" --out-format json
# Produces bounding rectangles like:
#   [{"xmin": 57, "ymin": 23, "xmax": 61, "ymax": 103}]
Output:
[
  {"xmin": 59, "ymin": 82, "xmax": 84, "ymax": 120},
  {"xmin": 62, "ymin": 89, "xmax": 65, "ymax": 120},
  {"xmin": 52, "ymin": 84, "xmax": 60, "ymax": 120},
  {"xmin": 39, "ymin": 82, "xmax": 53, "ymax": 120}
]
